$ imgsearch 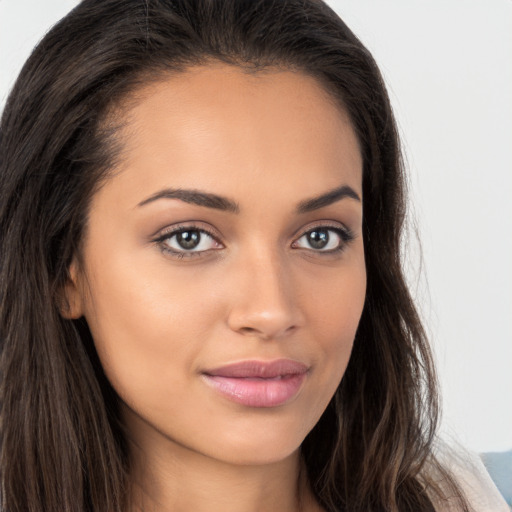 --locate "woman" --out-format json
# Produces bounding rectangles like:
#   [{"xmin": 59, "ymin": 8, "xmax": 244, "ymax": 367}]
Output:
[{"xmin": 0, "ymin": 1, "xmax": 507, "ymax": 511}]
